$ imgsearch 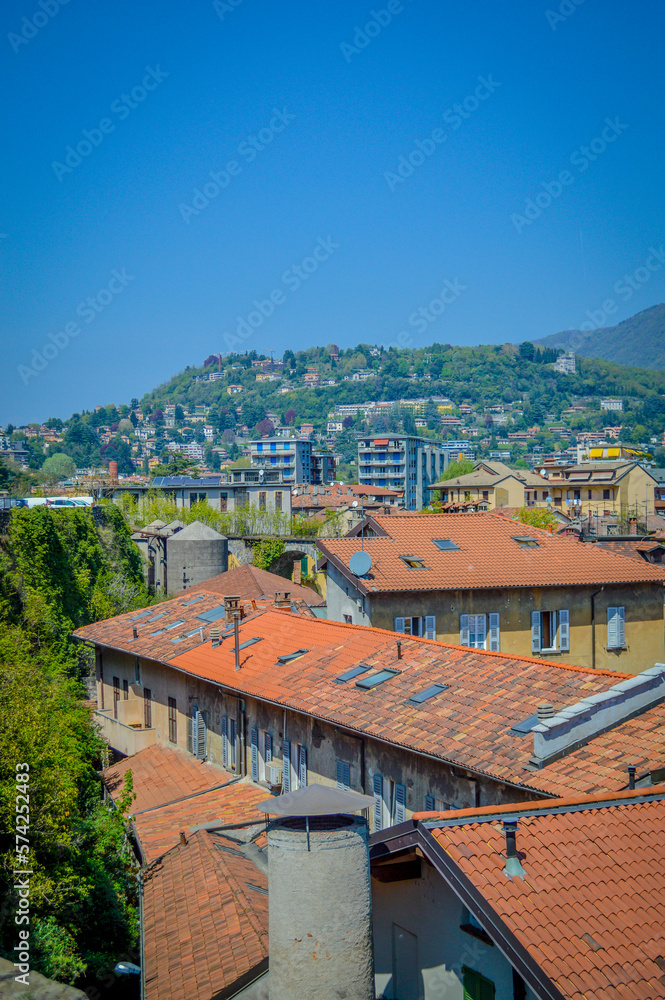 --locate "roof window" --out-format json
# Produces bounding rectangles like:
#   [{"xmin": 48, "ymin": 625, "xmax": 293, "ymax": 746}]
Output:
[
  {"xmin": 335, "ymin": 664, "xmax": 371, "ymax": 684},
  {"xmin": 511, "ymin": 536, "xmax": 540, "ymax": 548},
  {"xmin": 130, "ymin": 610, "xmax": 152, "ymax": 621},
  {"xmin": 408, "ymin": 683, "xmax": 449, "ymax": 705},
  {"xmin": 182, "ymin": 595, "xmax": 206, "ymax": 606},
  {"xmin": 509, "ymin": 712, "xmax": 539, "ymax": 735},
  {"xmin": 399, "ymin": 555, "xmax": 428, "ymax": 569},
  {"xmin": 356, "ymin": 668, "xmax": 400, "ymax": 690},
  {"xmin": 144, "ymin": 612, "xmax": 167, "ymax": 623},
  {"xmin": 232, "ymin": 637, "xmax": 263, "ymax": 652},
  {"xmin": 276, "ymin": 649, "xmax": 309, "ymax": 665},
  {"xmin": 432, "ymin": 539, "xmax": 460, "ymax": 552},
  {"xmin": 196, "ymin": 605, "xmax": 228, "ymax": 623},
  {"xmin": 165, "ymin": 619, "xmax": 185, "ymax": 630}
]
